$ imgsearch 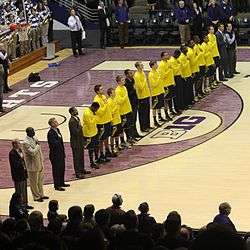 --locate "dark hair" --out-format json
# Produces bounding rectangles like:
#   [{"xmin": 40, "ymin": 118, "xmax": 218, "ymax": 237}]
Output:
[
  {"xmin": 173, "ymin": 49, "xmax": 181, "ymax": 58},
  {"xmin": 124, "ymin": 210, "xmax": 138, "ymax": 230},
  {"xmin": 90, "ymin": 102, "xmax": 100, "ymax": 110},
  {"xmin": 160, "ymin": 51, "xmax": 166, "ymax": 58},
  {"xmin": 84, "ymin": 204, "xmax": 95, "ymax": 219},
  {"xmin": 138, "ymin": 202, "xmax": 149, "ymax": 213},
  {"xmin": 149, "ymin": 60, "xmax": 157, "ymax": 68},
  {"xmin": 164, "ymin": 211, "xmax": 181, "ymax": 236},
  {"xmin": 124, "ymin": 69, "xmax": 130, "ymax": 75},
  {"xmin": 135, "ymin": 62, "xmax": 140, "ymax": 68},
  {"xmin": 69, "ymin": 107, "xmax": 76, "ymax": 115},
  {"xmin": 94, "ymin": 84, "xmax": 102, "ymax": 93},
  {"xmin": 28, "ymin": 211, "xmax": 43, "ymax": 232},
  {"xmin": 68, "ymin": 206, "xmax": 83, "ymax": 224},
  {"xmin": 218, "ymin": 22, "xmax": 224, "ymax": 28},
  {"xmin": 116, "ymin": 75, "xmax": 122, "ymax": 82},
  {"xmin": 95, "ymin": 209, "xmax": 110, "ymax": 226},
  {"xmin": 107, "ymin": 88, "xmax": 114, "ymax": 96},
  {"xmin": 48, "ymin": 200, "xmax": 58, "ymax": 212}
]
